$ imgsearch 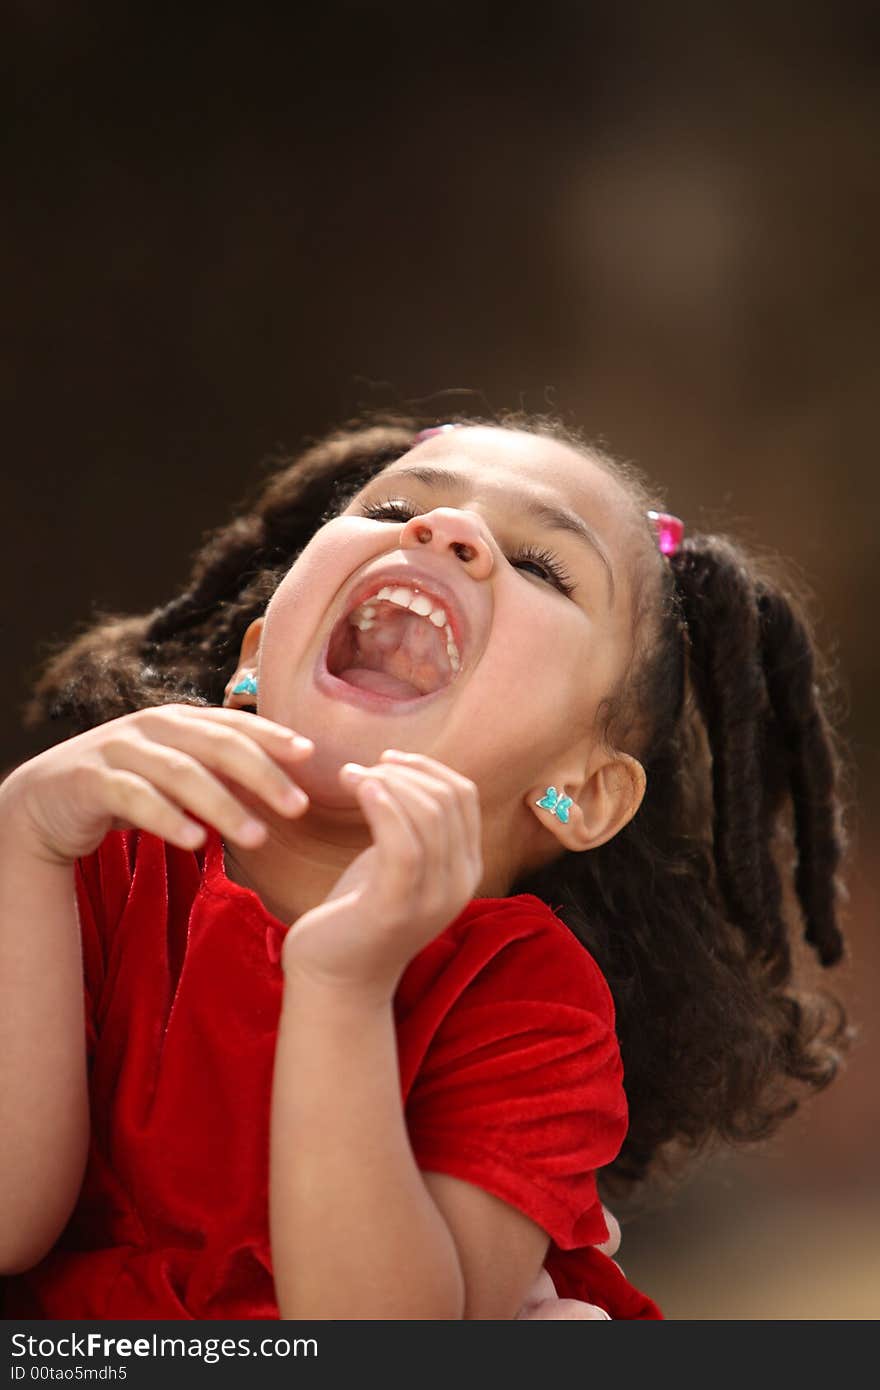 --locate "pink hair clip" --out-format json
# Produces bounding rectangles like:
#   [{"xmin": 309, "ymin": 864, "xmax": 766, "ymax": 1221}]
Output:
[
  {"xmin": 414, "ymin": 423, "xmax": 462, "ymax": 443},
  {"xmin": 647, "ymin": 510, "xmax": 685, "ymax": 557}
]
